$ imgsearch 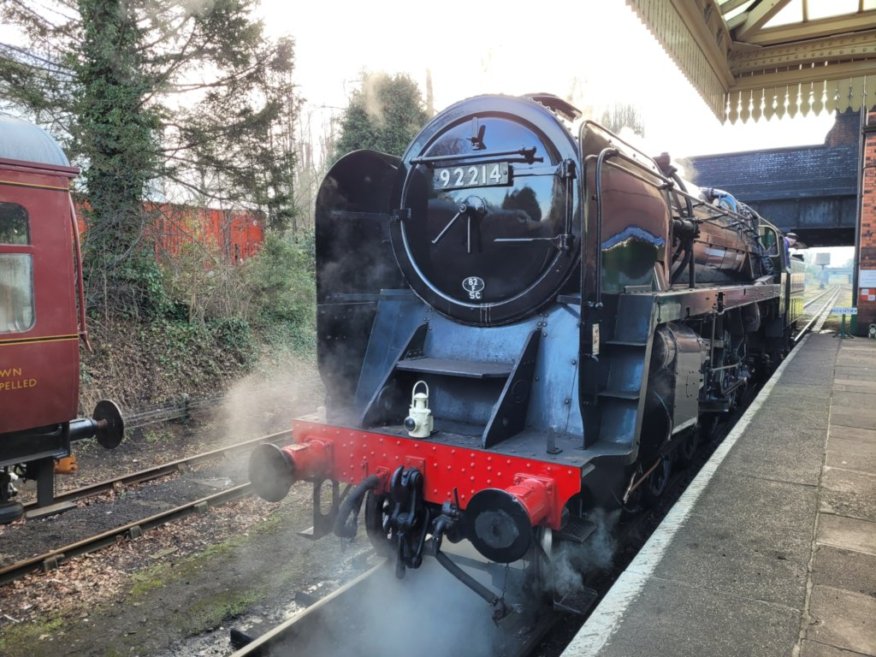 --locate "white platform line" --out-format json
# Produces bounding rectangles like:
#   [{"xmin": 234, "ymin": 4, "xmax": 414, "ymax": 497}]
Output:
[{"xmin": 561, "ymin": 335, "xmax": 810, "ymax": 657}]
